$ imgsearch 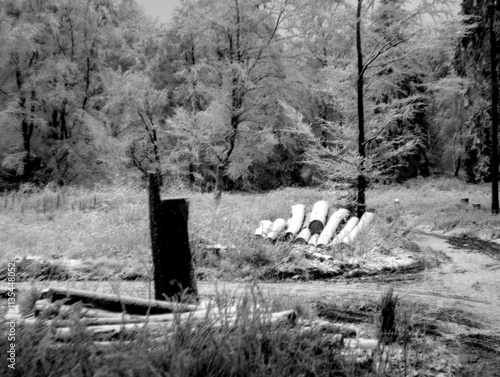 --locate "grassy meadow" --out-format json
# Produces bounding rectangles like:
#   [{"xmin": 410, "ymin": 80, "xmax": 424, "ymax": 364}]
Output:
[{"xmin": 1, "ymin": 177, "xmax": 500, "ymax": 282}]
